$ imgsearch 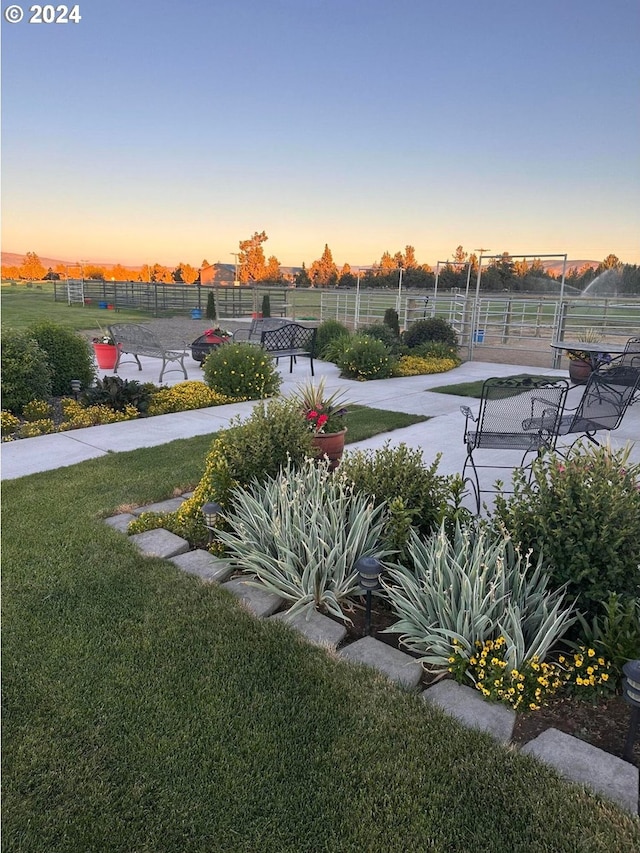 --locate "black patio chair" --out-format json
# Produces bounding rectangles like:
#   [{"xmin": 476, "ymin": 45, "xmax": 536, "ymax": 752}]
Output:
[
  {"xmin": 524, "ymin": 363, "xmax": 640, "ymax": 456},
  {"xmin": 606, "ymin": 337, "xmax": 640, "ymax": 404},
  {"xmin": 461, "ymin": 376, "xmax": 569, "ymax": 514}
]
